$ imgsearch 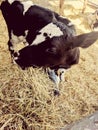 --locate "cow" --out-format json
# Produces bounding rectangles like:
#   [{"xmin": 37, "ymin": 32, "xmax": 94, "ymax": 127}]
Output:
[
  {"xmin": 14, "ymin": 30, "xmax": 98, "ymax": 95},
  {"xmin": 0, "ymin": 0, "xmax": 75, "ymax": 94},
  {"xmin": 1, "ymin": 0, "xmax": 98, "ymax": 95}
]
